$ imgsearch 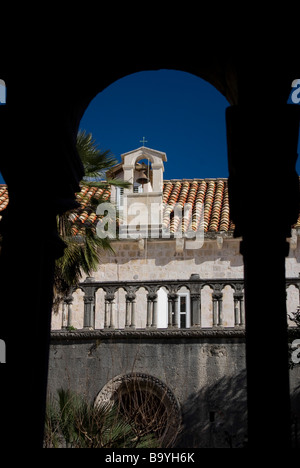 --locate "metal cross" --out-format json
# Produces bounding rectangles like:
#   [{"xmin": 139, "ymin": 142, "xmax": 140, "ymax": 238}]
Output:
[{"xmin": 139, "ymin": 137, "xmax": 148, "ymax": 147}]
